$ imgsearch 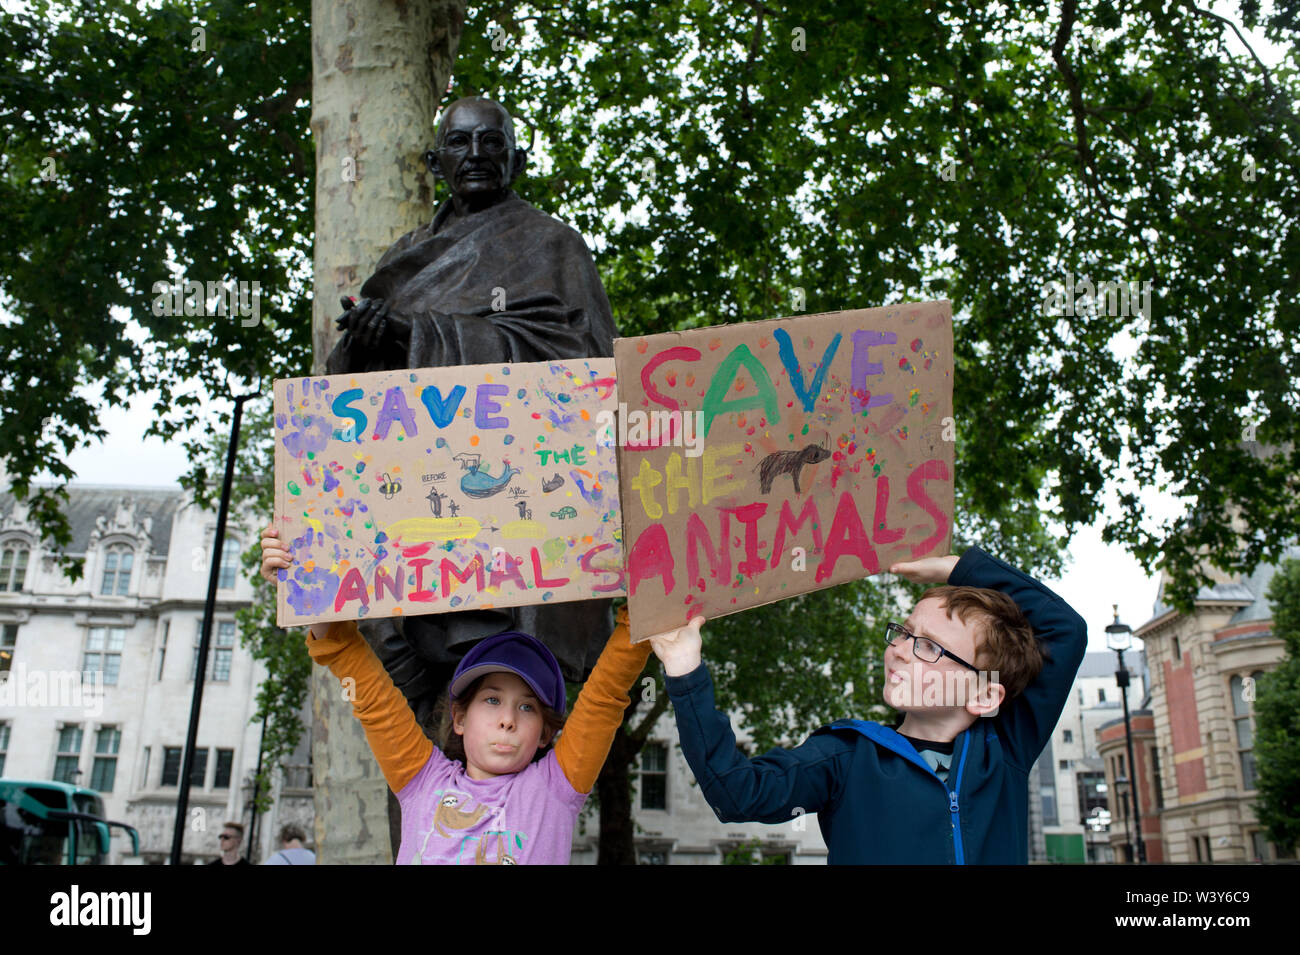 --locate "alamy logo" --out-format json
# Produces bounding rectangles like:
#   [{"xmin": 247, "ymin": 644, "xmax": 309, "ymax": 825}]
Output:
[
  {"xmin": 50, "ymin": 885, "xmax": 151, "ymax": 935},
  {"xmin": 151, "ymin": 279, "xmax": 261, "ymax": 326},
  {"xmin": 594, "ymin": 404, "xmax": 704, "ymax": 458},
  {"xmin": 886, "ymin": 662, "xmax": 1001, "ymax": 715},
  {"xmin": 0, "ymin": 663, "xmax": 103, "ymax": 716},
  {"xmin": 1041, "ymin": 273, "xmax": 1152, "ymax": 320}
]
